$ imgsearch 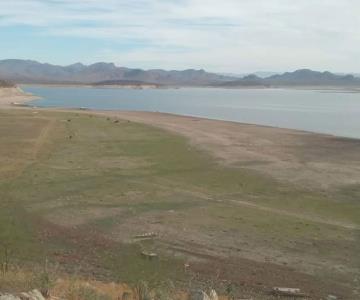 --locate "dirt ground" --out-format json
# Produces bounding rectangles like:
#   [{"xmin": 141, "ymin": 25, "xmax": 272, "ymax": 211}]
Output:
[
  {"xmin": 104, "ymin": 111, "xmax": 360, "ymax": 190},
  {"xmin": 1, "ymin": 107, "xmax": 359, "ymax": 299}
]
